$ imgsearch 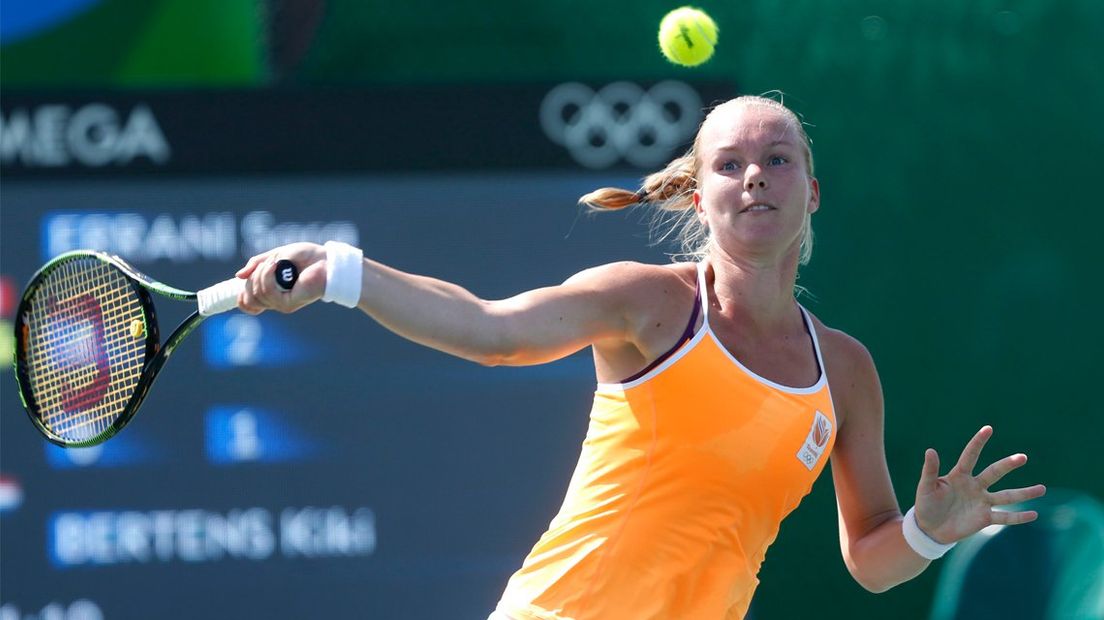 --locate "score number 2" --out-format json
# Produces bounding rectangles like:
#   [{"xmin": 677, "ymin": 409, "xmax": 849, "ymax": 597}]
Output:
[
  {"xmin": 224, "ymin": 315, "xmax": 262, "ymax": 366},
  {"xmin": 203, "ymin": 314, "xmax": 263, "ymax": 368}
]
